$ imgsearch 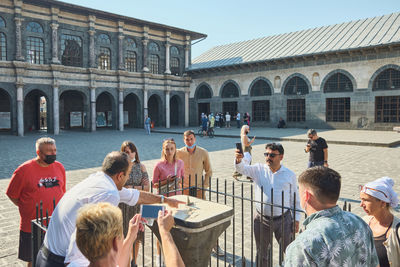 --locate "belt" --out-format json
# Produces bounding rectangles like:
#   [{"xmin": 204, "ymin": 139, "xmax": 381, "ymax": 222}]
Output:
[
  {"xmin": 40, "ymin": 245, "xmax": 65, "ymax": 264},
  {"xmin": 258, "ymin": 210, "xmax": 290, "ymax": 220}
]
